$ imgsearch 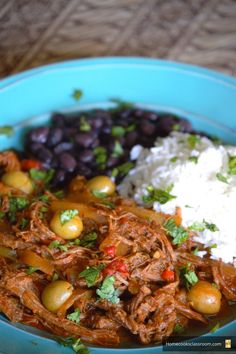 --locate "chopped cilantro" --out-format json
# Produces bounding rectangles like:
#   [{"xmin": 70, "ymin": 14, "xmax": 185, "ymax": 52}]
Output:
[
  {"xmin": 79, "ymin": 264, "xmax": 104, "ymax": 287},
  {"xmin": 48, "ymin": 240, "xmax": 68, "ymax": 252},
  {"xmin": 188, "ymin": 156, "xmax": 198, "ymax": 164},
  {"xmin": 72, "ymin": 89, "xmax": 83, "ymax": 101},
  {"xmin": 111, "ymin": 126, "xmax": 126, "ymax": 137},
  {"xmin": 192, "ymin": 247, "xmax": 199, "ymax": 255},
  {"xmin": 170, "ymin": 156, "xmax": 178, "ymax": 163},
  {"xmin": 189, "ymin": 220, "xmax": 219, "ymax": 232},
  {"xmin": 60, "ymin": 209, "xmax": 78, "ymax": 225},
  {"xmin": 211, "ymin": 282, "xmax": 218, "ymax": 289},
  {"xmin": 210, "ymin": 322, "xmax": 220, "ymax": 333},
  {"xmin": 96, "ymin": 275, "xmax": 120, "ymax": 304},
  {"xmin": 110, "ymin": 98, "xmax": 134, "ymax": 110},
  {"xmin": 0, "ymin": 125, "xmax": 14, "ymax": 137},
  {"xmin": 80, "ymin": 231, "xmax": 97, "ymax": 248},
  {"xmin": 112, "ymin": 140, "xmax": 124, "ymax": 157},
  {"xmin": 67, "ymin": 309, "xmax": 80, "ymax": 324},
  {"xmin": 142, "ymin": 186, "xmax": 176, "ymax": 205},
  {"xmin": 111, "ymin": 162, "xmax": 134, "ymax": 178},
  {"xmin": 204, "ymin": 220, "xmax": 219, "ymax": 232},
  {"xmin": 26, "ymin": 266, "xmax": 38, "ymax": 275},
  {"xmin": 29, "ymin": 168, "xmax": 54, "ymax": 186},
  {"xmin": 0, "ymin": 211, "xmax": 5, "ymax": 219},
  {"xmin": 8, "ymin": 197, "xmax": 29, "ymax": 223},
  {"xmin": 57, "ymin": 336, "xmax": 88, "ymax": 354},
  {"xmin": 173, "ymin": 323, "xmax": 185, "ymax": 334},
  {"xmin": 216, "ymin": 173, "xmax": 229, "ymax": 184},
  {"xmin": 209, "ymin": 243, "xmax": 217, "ymax": 249},
  {"xmin": 187, "ymin": 134, "xmax": 200, "ymax": 149},
  {"xmin": 53, "ymin": 190, "xmax": 64, "ymax": 199},
  {"xmin": 179, "ymin": 263, "xmax": 198, "ymax": 289},
  {"xmin": 101, "ymin": 200, "xmax": 115, "ymax": 209},
  {"xmin": 93, "ymin": 146, "xmax": 107, "ymax": 169},
  {"xmin": 79, "ymin": 116, "xmax": 91, "ymax": 132},
  {"xmin": 164, "ymin": 219, "xmax": 189, "ymax": 245},
  {"xmin": 228, "ymin": 155, "xmax": 236, "ymax": 175},
  {"xmin": 20, "ymin": 218, "xmax": 29, "ymax": 230},
  {"xmin": 172, "ymin": 124, "xmax": 181, "ymax": 131},
  {"xmin": 126, "ymin": 123, "xmax": 136, "ymax": 132},
  {"xmin": 92, "ymin": 190, "xmax": 108, "ymax": 199},
  {"xmin": 38, "ymin": 194, "xmax": 50, "ymax": 203},
  {"xmin": 52, "ymin": 272, "xmax": 59, "ymax": 281}
]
